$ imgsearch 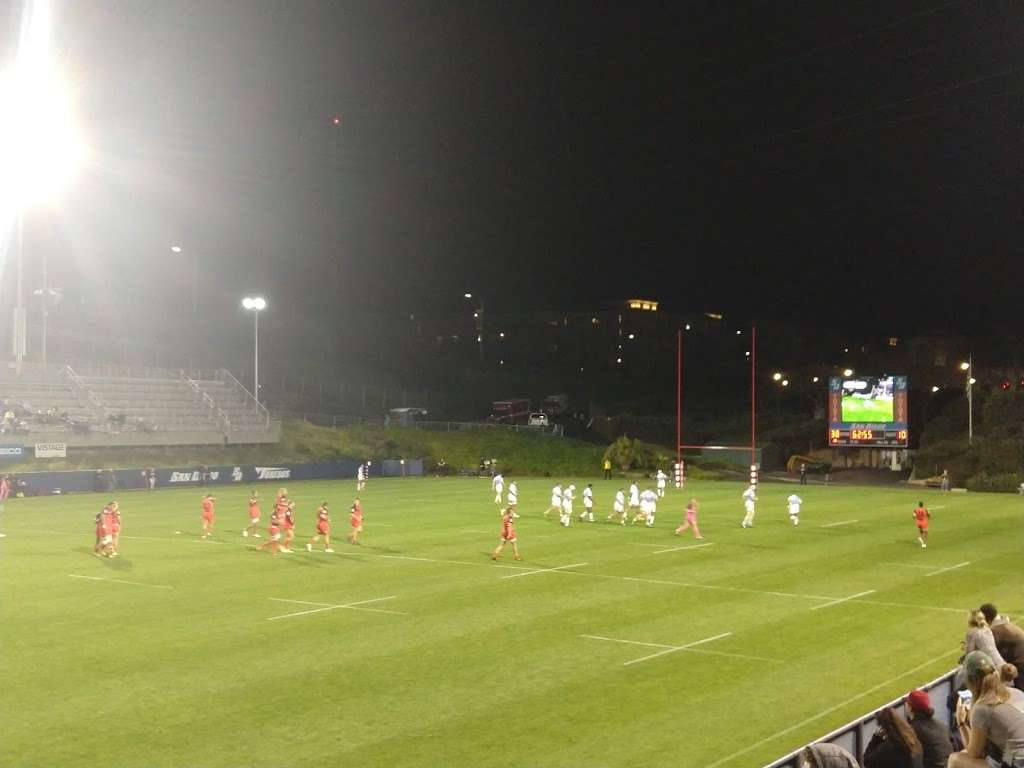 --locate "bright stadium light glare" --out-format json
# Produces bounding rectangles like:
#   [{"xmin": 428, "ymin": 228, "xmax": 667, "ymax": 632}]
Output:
[
  {"xmin": 772, "ymin": 372, "xmax": 782, "ymax": 381},
  {"xmin": 781, "ymin": 379, "xmax": 789, "ymax": 387},
  {"xmin": 463, "ymin": 293, "xmax": 472, "ymax": 299},
  {"xmin": 959, "ymin": 361, "xmax": 970, "ymax": 371},
  {"xmin": 843, "ymin": 368, "xmax": 854, "ymax": 377},
  {"xmin": 242, "ymin": 296, "xmax": 266, "ymax": 311},
  {"xmin": 0, "ymin": 4, "xmax": 84, "ymax": 211},
  {"xmin": 931, "ymin": 385, "xmax": 940, "ymax": 393},
  {"xmin": 812, "ymin": 376, "xmax": 820, "ymax": 383},
  {"xmin": 969, "ymin": 377, "xmax": 976, "ymax": 385},
  {"xmin": 170, "ymin": 245, "xmax": 182, "ymax": 253}
]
